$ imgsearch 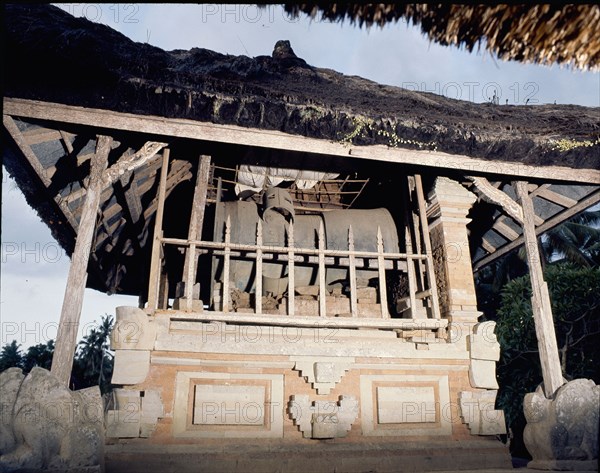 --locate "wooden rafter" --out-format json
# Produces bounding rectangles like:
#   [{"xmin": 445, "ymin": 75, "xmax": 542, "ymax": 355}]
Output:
[
  {"xmin": 474, "ymin": 188, "xmax": 600, "ymax": 271},
  {"xmin": 536, "ymin": 186, "xmax": 578, "ymax": 208},
  {"xmin": 3, "ymin": 114, "xmax": 81, "ymax": 232},
  {"xmin": 493, "ymin": 220, "xmax": 520, "ymax": 241},
  {"xmin": 468, "ymin": 176, "xmax": 523, "ymax": 224}
]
